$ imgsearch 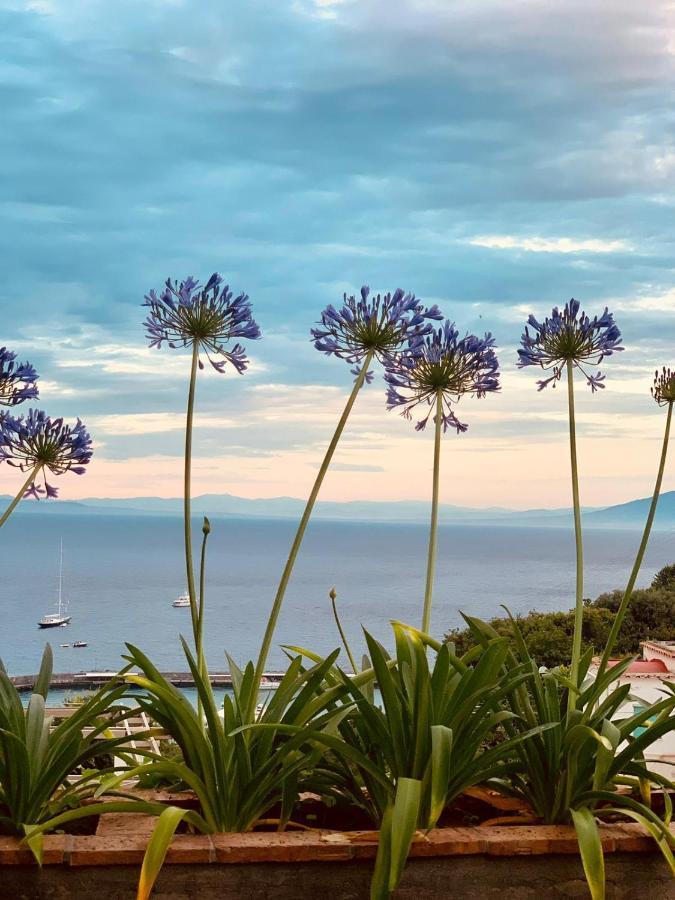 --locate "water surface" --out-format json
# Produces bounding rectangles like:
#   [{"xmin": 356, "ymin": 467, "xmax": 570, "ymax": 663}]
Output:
[{"xmin": 1, "ymin": 512, "xmax": 671, "ymax": 676}]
